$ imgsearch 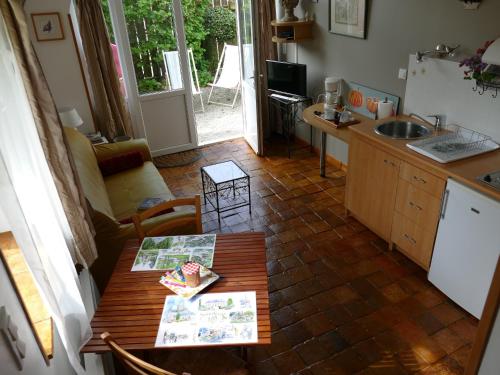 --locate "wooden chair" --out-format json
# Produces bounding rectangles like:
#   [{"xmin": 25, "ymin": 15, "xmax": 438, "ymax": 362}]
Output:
[
  {"xmin": 132, "ymin": 195, "xmax": 202, "ymax": 241},
  {"xmin": 101, "ymin": 332, "xmax": 190, "ymax": 375}
]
